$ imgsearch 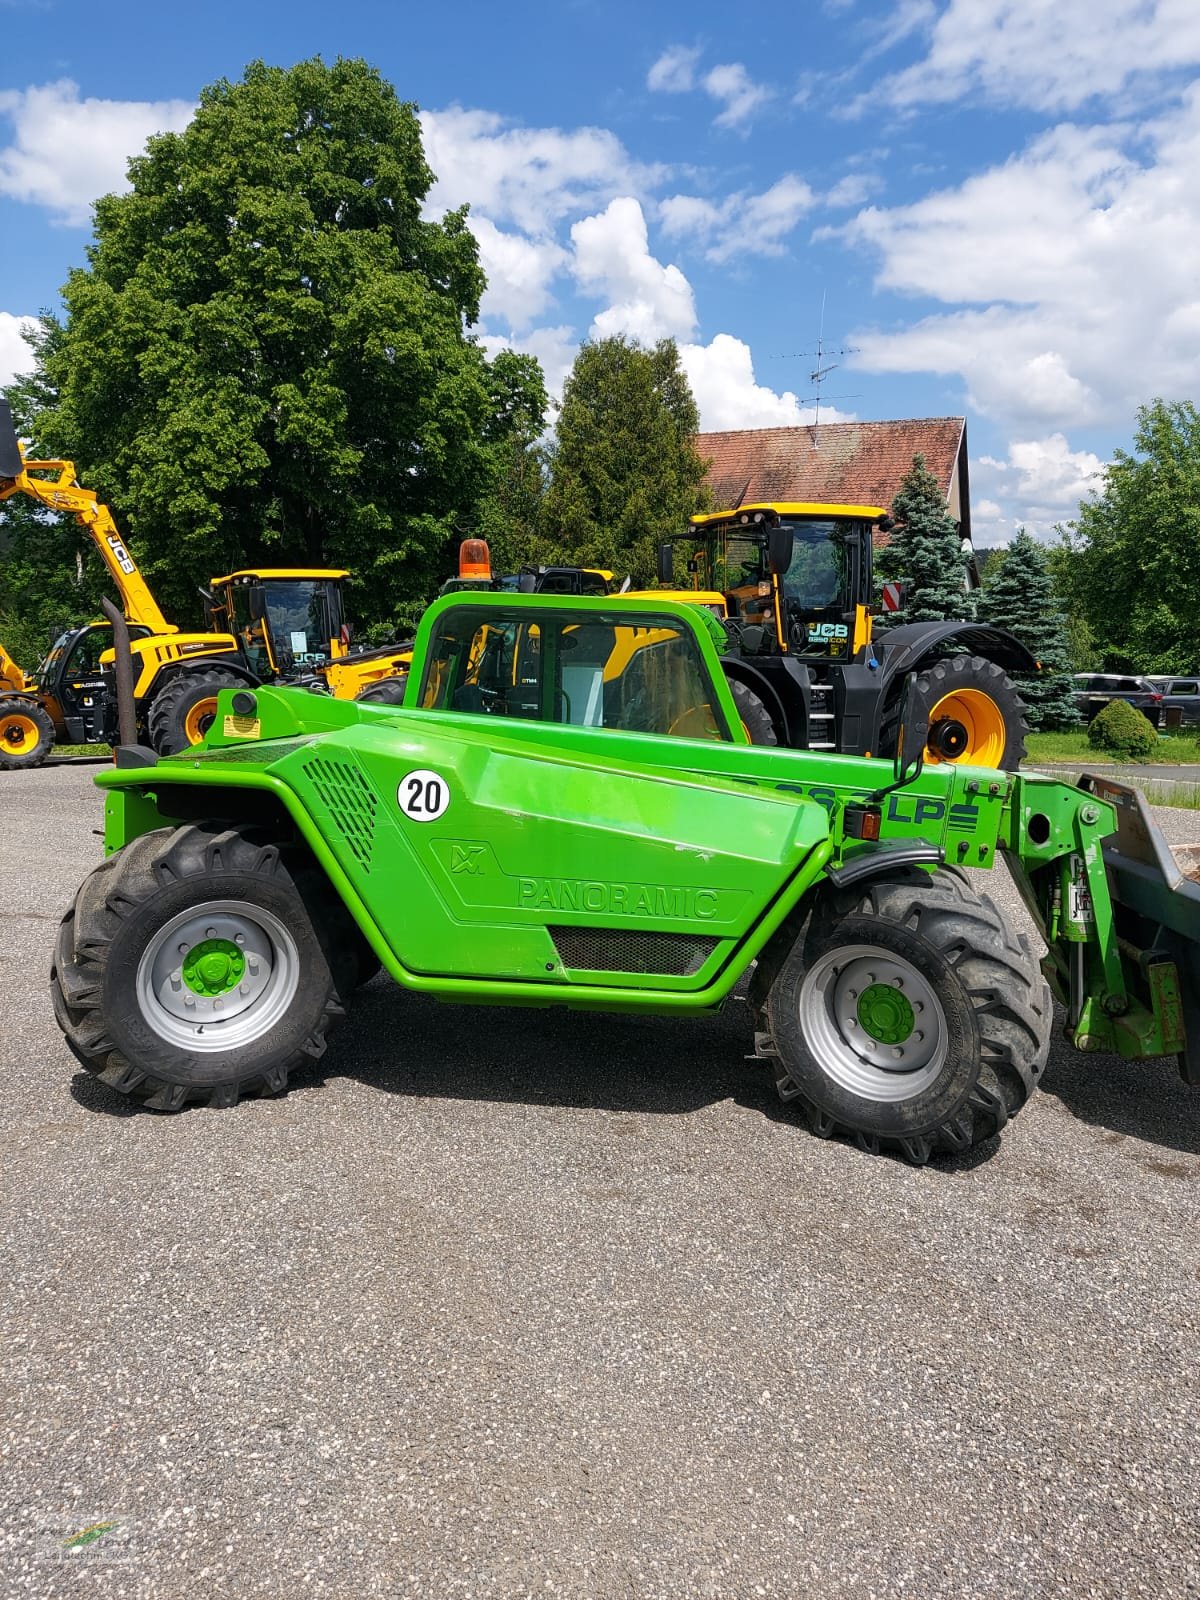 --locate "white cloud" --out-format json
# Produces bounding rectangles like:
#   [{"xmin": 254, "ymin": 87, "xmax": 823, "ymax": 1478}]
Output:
[
  {"xmin": 834, "ymin": 89, "xmax": 1200, "ymax": 432},
  {"xmin": 571, "ymin": 197, "xmax": 697, "ymax": 345},
  {"xmin": 0, "ymin": 312, "xmax": 35, "ymax": 390},
  {"xmin": 0, "ymin": 79, "xmax": 193, "ymax": 224},
  {"xmin": 647, "ymin": 45, "xmax": 702, "ymax": 94},
  {"xmin": 823, "ymin": 172, "xmax": 882, "ymax": 208},
  {"xmin": 973, "ymin": 434, "xmax": 1108, "ymax": 541},
  {"xmin": 470, "ymin": 216, "xmax": 568, "ymax": 331},
  {"xmin": 680, "ymin": 333, "xmax": 855, "ymax": 431},
  {"xmin": 874, "ymin": 0, "xmax": 1200, "ymax": 114},
  {"xmin": 703, "ymin": 63, "xmax": 773, "ymax": 129},
  {"xmin": 645, "ymin": 48, "xmax": 772, "ymax": 129},
  {"xmin": 659, "ymin": 175, "xmax": 814, "ymax": 261},
  {"xmin": 419, "ymin": 108, "xmax": 664, "ymax": 235}
]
